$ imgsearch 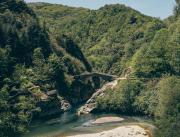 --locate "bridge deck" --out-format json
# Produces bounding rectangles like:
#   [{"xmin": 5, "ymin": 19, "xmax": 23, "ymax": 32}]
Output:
[{"xmin": 74, "ymin": 72, "xmax": 118, "ymax": 80}]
